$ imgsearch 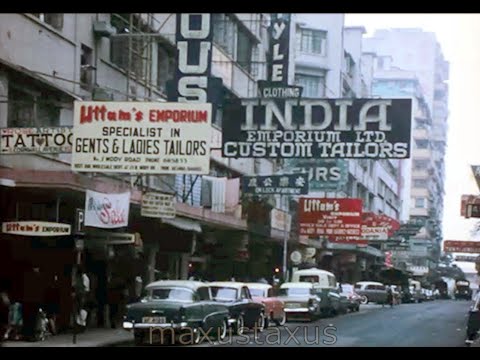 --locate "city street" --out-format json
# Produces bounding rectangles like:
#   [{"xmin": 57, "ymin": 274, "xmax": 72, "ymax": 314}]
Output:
[{"xmin": 114, "ymin": 300, "xmax": 472, "ymax": 347}]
